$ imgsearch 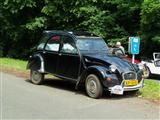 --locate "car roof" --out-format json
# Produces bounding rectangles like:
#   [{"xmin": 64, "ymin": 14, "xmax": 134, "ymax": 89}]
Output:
[{"xmin": 43, "ymin": 30, "xmax": 98, "ymax": 37}]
